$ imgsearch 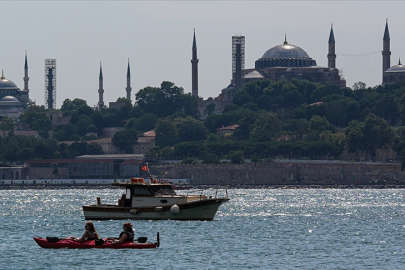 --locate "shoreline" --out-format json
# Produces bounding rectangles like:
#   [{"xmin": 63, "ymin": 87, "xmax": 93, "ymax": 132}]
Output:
[{"xmin": 1, "ymin": 184, "xmax": 405, "ymax": 190}]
